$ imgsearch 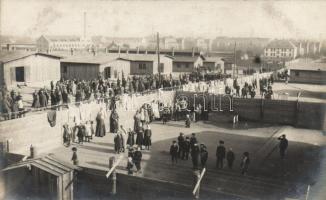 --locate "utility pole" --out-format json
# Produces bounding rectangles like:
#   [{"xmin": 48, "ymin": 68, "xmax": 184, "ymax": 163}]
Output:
[
  {"xmin": 157, "ymin": 32, "xmax": 161, "ymax": 83},
  {"xmin": 83, "ymin": 12, "xmax": 86, "ymax": 38},
  {"xmin": 233, "ymin": 42, "xmax": 237, "ymax": 79}
]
